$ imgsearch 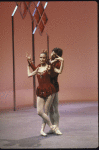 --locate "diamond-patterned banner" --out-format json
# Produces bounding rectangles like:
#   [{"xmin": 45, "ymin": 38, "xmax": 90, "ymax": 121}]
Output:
[
  {"xmin": 15, "ymin": 1, "xmax": 48, "ymax": 35},
  {"xmin": 16, "ymin": 1, "xmax": 31, "ymax": 19},
  {"xmin": 37, "ymin": 2, "xmax": 44, "ymax": 16},
  {"xmin": 32, "ymin": 1, "xmax": 48, "ymax": 35},
  {"xmin": 34, "ymin": 9, "xmax": 41, "ymax": 24}
]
